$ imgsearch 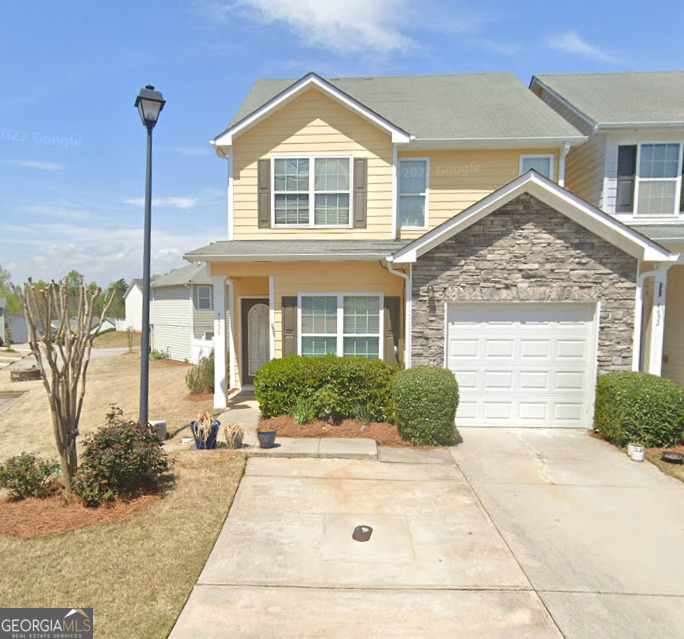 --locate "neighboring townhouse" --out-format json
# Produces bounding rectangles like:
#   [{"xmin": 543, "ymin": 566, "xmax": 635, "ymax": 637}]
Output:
[
  {"xmin": 531, "ymin": 71, "xmax": 684, "ymax": 386},
  {"xmin": 184, "ymin": 72, "xmax": 677, "ymax": 429},
  {"xmin": 150, "ymin": 263, "xmax": 214, "ymax": 363},
  {"xmin": 123, "ymin": 278, "xmax": 143, "ymax": 332}
]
